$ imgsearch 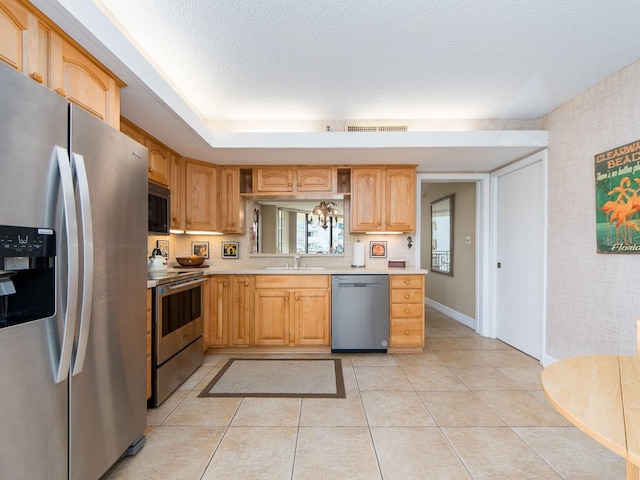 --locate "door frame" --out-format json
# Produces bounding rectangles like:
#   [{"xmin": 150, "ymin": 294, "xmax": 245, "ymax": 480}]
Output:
[
  {"xmin": 416, "ymin": 173, "xmax": 491, "ymax": 336},
  {"xmin": 490, "ymin": 151, "xmax": 548, "ymax": 363}
]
